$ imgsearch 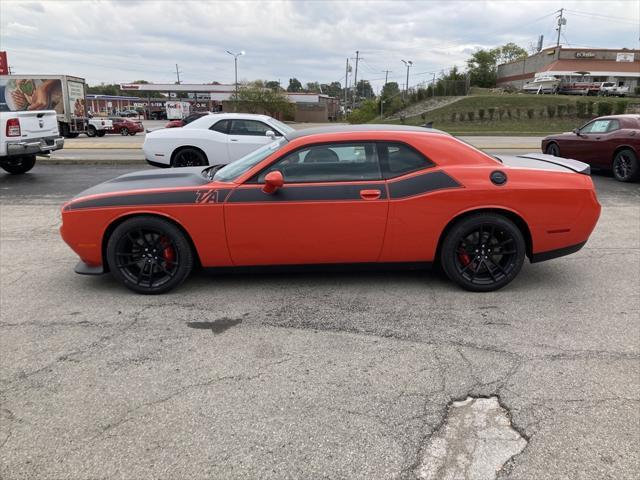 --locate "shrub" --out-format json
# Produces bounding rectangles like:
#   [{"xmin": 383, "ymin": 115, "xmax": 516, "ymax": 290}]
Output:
[
  {"xmin": 421, "ymin": 112, "xmax": 427, "ymax": 121},
  {"xmin": 506, "ymin": 109, "xmax": 512, "ymax": 119},
  {"xmin": 635, "ymin": 86, "xmax": 640, "ymax": 95},
  {"xmin": 614, "ymin": 100, "xmax": 627, "ymax": 115},
  {"xmin": 557, "ymin": 105, "xmax": 567, "ymax": 117},
  {"xmin": 478, "ymin": 109, "xmax": 485, "ymax": 121},
  {"xmin": 538, "ymin": 108, "xmax": 545, "ymax": 118},
  {"xmin": 515, "ymin": 108, "xmax": 521, "ymax": 119},
  {"xmin": 596, "ymin": 102, "xmax": 613, "ymax": 116},
  {"xmin": 488, "ymin": 107, "xmax": 495, "ymax": 121},
  {"xmin": 450, "ymin": 112, "xmax": 457, "ymax": 122},
  {"xmin": 467, "ymin": 111, "xmax": 475, "ymax": 121},
  {"xmin": 586, "ymin": 101, "xmax": 594, "ymax": 117},
  {"xmin": 526, "ymin": 108, "xmax": 534, "ymax": 119},
  {"xmin": 498, "ymin": 108, "xmax": 506, "ymax": 120},
  {"xmin": 346, "ymin": 99, "xmax": 378, "ymax": 124},
  {"xmin": 400, "ymin": 114, "xmax": 406, "ymax": 124},
  {"xmin": 546, "ymin": 105, "xmax": 556, "ymax": 118},
  {"xmin": 576, "ymin": 101, "xmax": 586, "ymax": 117}
]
